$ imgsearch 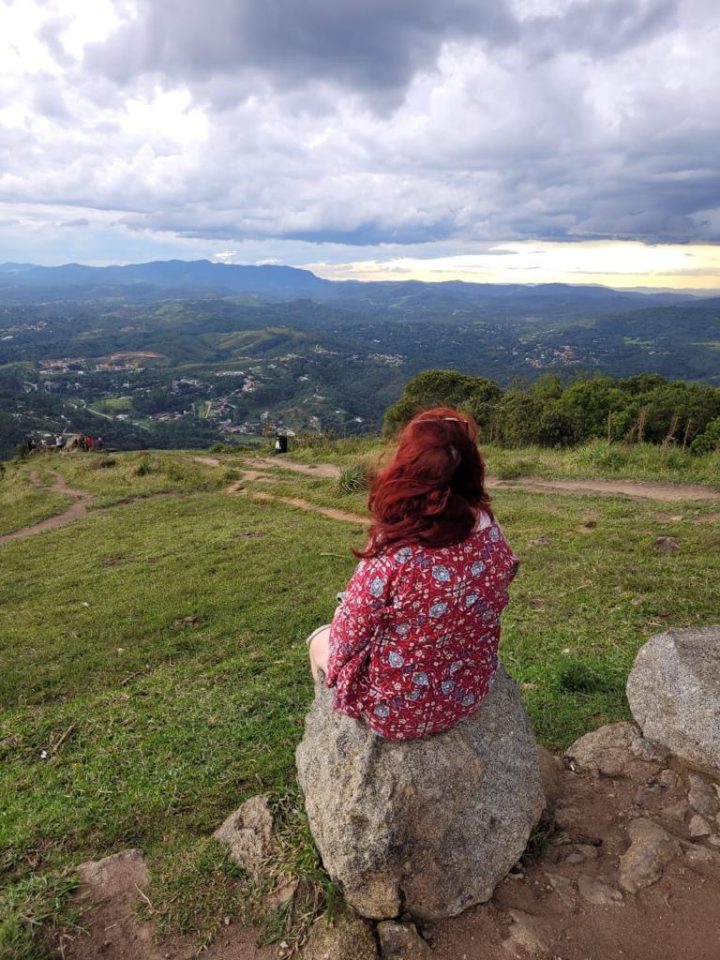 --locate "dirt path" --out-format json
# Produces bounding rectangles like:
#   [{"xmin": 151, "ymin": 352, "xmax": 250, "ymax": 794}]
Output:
[
  {"xmin": 490, "ymin": 476, "xmax": 720, "ymax": 502},
  {"xmin": 0, "ymin": 471, "xmax": 94, "ymax": 546},
  {"xmin": 244, "ymin": 456, "xmax": 341, "ymax": 479},
  {"xmin": 243, "ymin": 456, "xmax": 720, "ymax": 503},
  {"xmin": 241, "ymin": 489, "xmax": 369, "ymax": 526}
]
